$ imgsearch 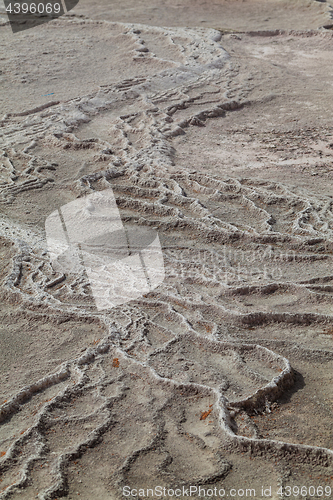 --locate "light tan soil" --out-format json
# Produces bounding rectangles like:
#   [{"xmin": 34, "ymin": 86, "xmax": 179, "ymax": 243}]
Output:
[{"xmin": 0, "ymin": 1, "xmax": 333, "ymax": 499}]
